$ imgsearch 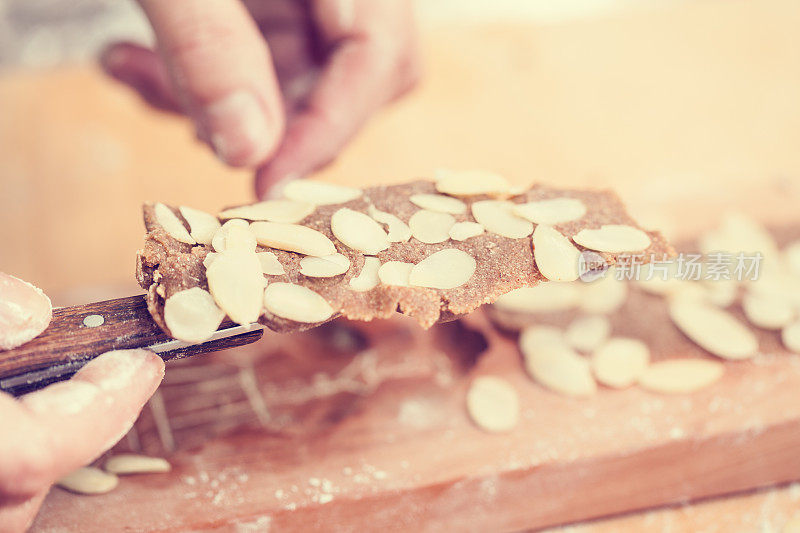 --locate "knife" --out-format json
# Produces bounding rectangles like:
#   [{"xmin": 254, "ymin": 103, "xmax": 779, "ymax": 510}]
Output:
[{"xmin": 0, "ymin": 295, "xmax": 264, "ymax": 396}]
